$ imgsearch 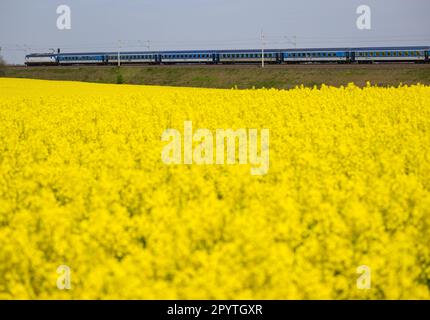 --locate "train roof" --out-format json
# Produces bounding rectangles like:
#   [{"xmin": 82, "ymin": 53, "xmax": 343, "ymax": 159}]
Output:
[{"xmin": 26, "ymin": 45, "xmax": 430, "ymax": 58}]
